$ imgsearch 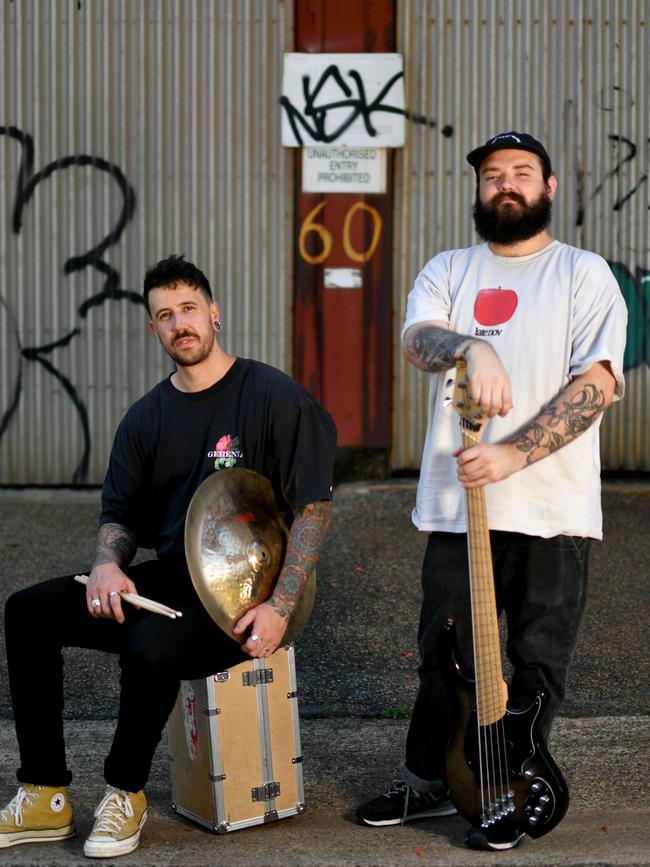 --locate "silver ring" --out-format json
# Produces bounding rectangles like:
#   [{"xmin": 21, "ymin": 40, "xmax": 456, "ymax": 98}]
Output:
[
  {"xmin": 91, "ymin": 598, "xmax": 101, "ymax": 608},
  {"xmin": 251, "ymin": 634, "xmax": 261, "ymax": 643},
  {"xmin": 109, "ymin": 591, "xmax": 120, "ymax": 599}
]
